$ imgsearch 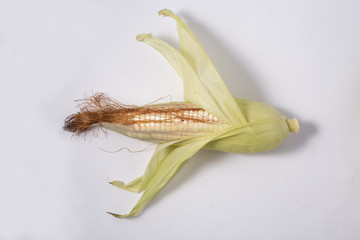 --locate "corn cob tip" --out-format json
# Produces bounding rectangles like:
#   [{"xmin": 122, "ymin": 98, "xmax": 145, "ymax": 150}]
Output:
[
  {"xmin": 287, "ymin": 118, "xmax": 299, "ymax": 134},
  {"xmin": 63, "ymin": 93, "xmax": 136, "ymax": 136}
]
